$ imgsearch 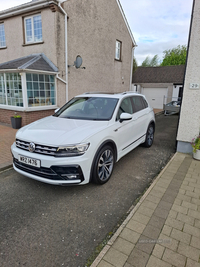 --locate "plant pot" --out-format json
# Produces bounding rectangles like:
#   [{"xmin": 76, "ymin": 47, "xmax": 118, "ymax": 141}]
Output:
[
  {"xmin": 193, "ymin": 149, "xmax": 200, "ymax": 160},
  {"xmin": 11, "ymin": 117, "xmax": 22, "ymax": 129}
]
